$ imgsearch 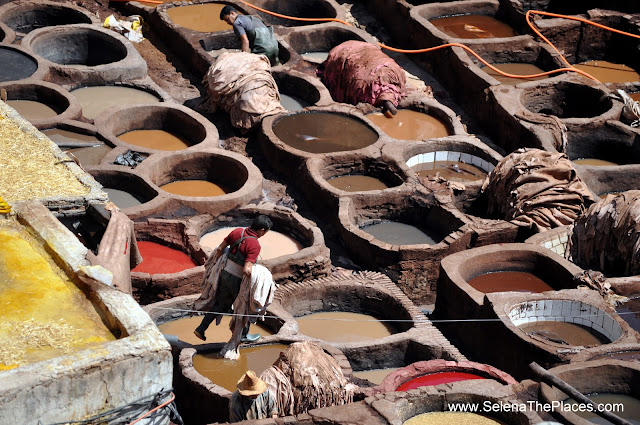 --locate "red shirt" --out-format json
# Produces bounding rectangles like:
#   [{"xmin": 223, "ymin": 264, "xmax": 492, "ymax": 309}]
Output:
[{"xmin": 224, "ymin": 227, "xmax": 261, "ymax": 263}]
